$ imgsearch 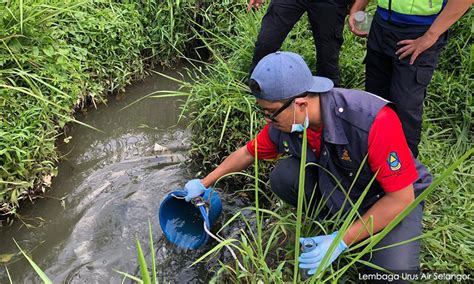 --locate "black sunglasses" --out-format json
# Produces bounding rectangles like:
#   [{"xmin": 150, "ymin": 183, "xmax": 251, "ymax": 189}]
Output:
[{"xmin": 261, "ymin": 94, "xmax": 307, "ymax": 122}]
